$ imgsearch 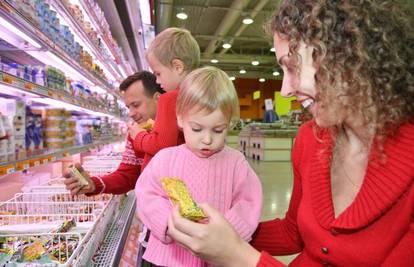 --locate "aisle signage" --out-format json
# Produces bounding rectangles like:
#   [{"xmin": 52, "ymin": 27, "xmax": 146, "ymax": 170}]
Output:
[{"xmin": 253, "ymin": 90, "xmax": 261, "ymax": 100}]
